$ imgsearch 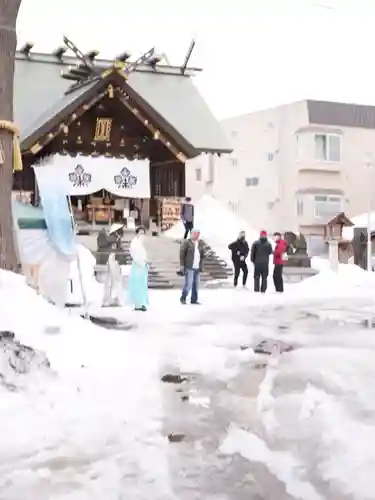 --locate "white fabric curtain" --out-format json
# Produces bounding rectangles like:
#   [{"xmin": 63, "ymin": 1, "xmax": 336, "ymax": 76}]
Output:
[
  {"xmin": 34, "ymin": 155, "xmax": 151, "ymax": 198},
  {"xmin": 16, "ymin": 229, "xmax": 71, "ymax": 307}
]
